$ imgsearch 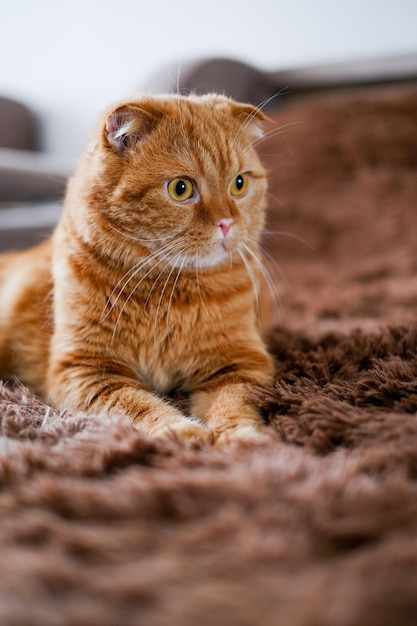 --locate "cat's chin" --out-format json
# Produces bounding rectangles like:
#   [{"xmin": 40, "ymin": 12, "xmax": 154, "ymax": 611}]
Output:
[{"xmin": 168, "ymin": 248, "xmax": 231, "ymax": 270}]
